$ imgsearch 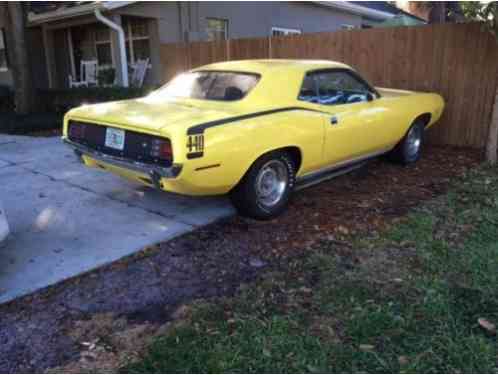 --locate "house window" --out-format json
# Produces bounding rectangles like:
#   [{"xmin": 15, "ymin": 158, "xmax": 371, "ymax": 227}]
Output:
[
  {"xmin": 0, "ymin": 29, "xmax": 8, "ymax": 71},
  {"xmin": 94, "ymin": 25, "xmax": 113, "ymax": 67},
  {"xmin": 271, "ymin": 27, "xmax": 301, "ymax": 36},
  {"xmin": 124, "ymin": 17, "xmax": 151, "ymax": 66},
  {"xmin": 206, "ymin": 18, "xmax": 228, "ymax": 41},
  {"xmin": 341, "ymin": 24, "xmax": 356, "ymax": 30}
]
